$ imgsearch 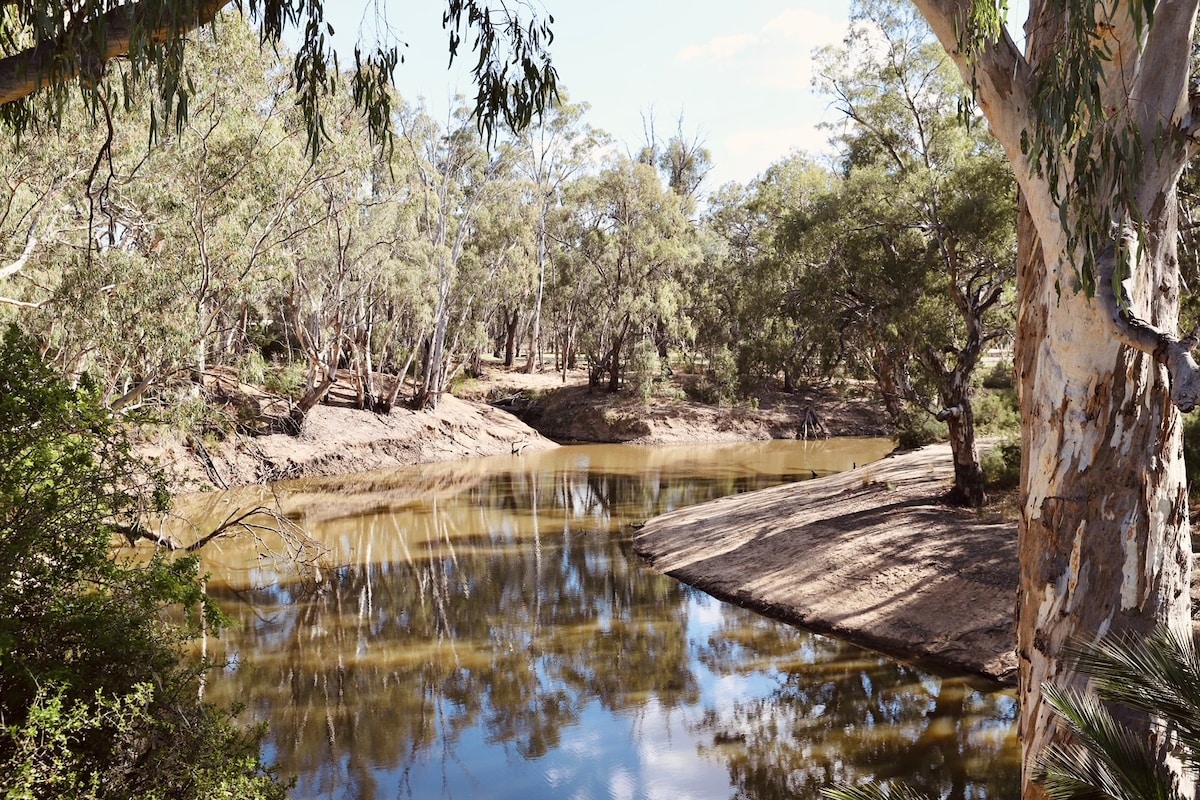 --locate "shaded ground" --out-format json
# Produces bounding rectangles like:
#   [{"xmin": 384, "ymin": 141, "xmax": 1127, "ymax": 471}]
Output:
[
  {"xmin": 459, "ymin": 366, "xmax": 891, "ymax": 444},
  {"xmin": 634, "ymin": 442, "xmax": 1021, "ymax": 686}
]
